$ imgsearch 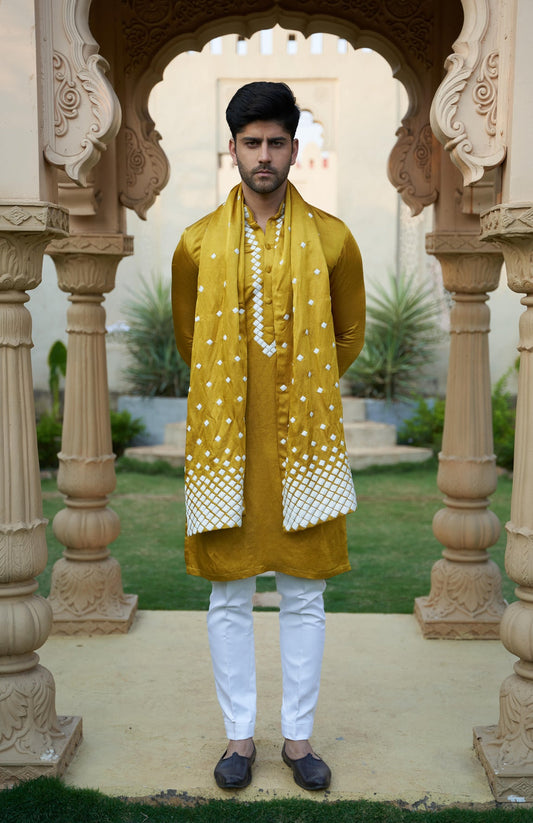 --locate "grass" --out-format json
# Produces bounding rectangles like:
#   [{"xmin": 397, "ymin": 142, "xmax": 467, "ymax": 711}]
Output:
[
  {"xmin": 38, "ymin": 459, "xmax": 515, "ymax": 612},
  {"xmin": 1, "ymin": 777, "xmax": 532, "ymax": 822}
]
